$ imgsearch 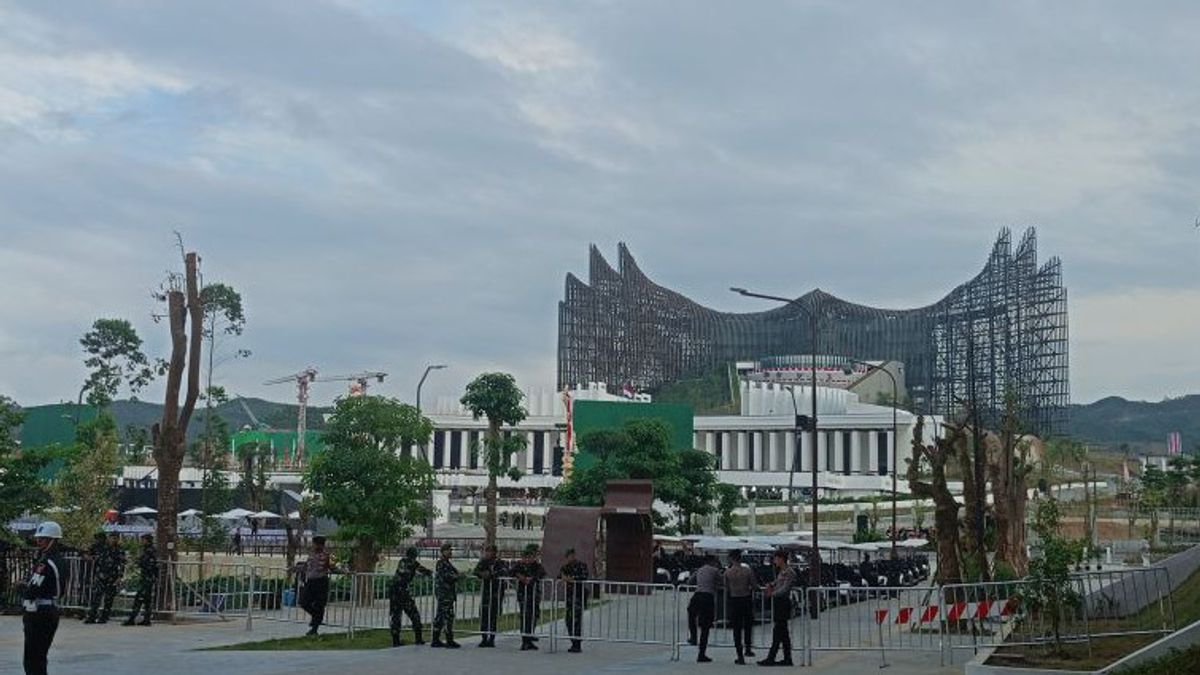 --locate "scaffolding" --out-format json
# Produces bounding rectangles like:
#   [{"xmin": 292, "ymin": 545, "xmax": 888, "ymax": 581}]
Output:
[{"xmin": 557, "ymin": 228, "xmax": 1069, "ymax": 435}]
